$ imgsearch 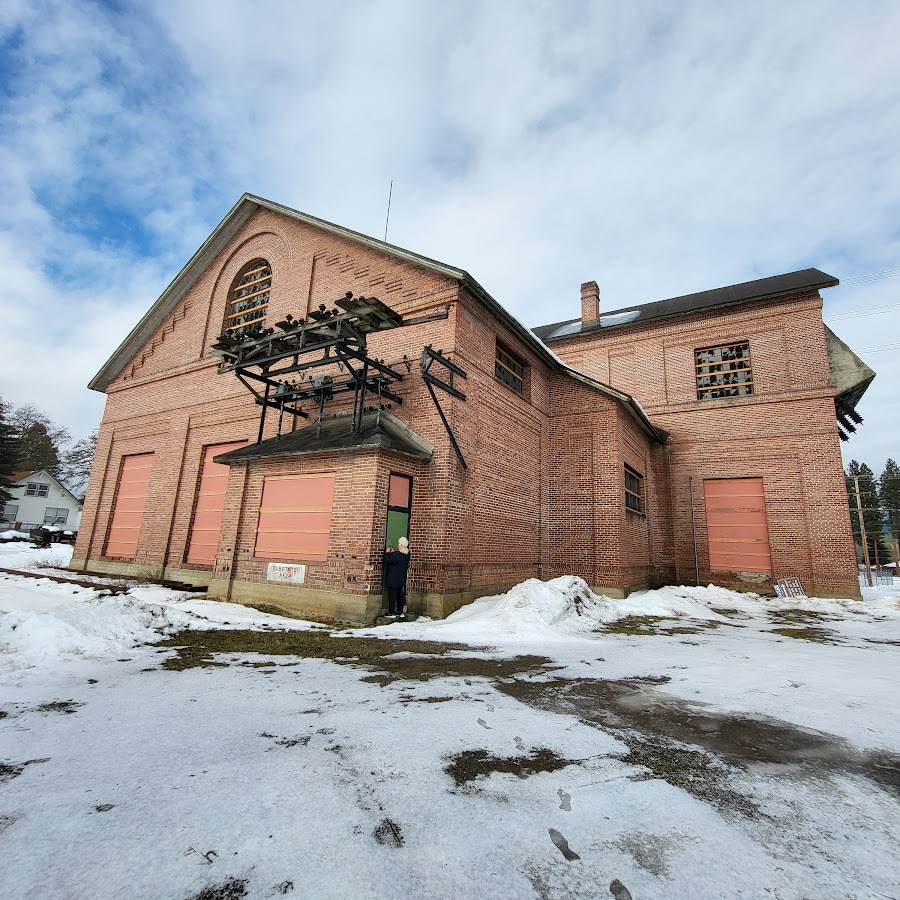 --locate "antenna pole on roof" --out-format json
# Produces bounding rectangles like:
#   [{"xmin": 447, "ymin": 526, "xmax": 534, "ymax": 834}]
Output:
[{"xmin": 384, "ymin": 180, "xmax": 393, "ymax": 242}]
